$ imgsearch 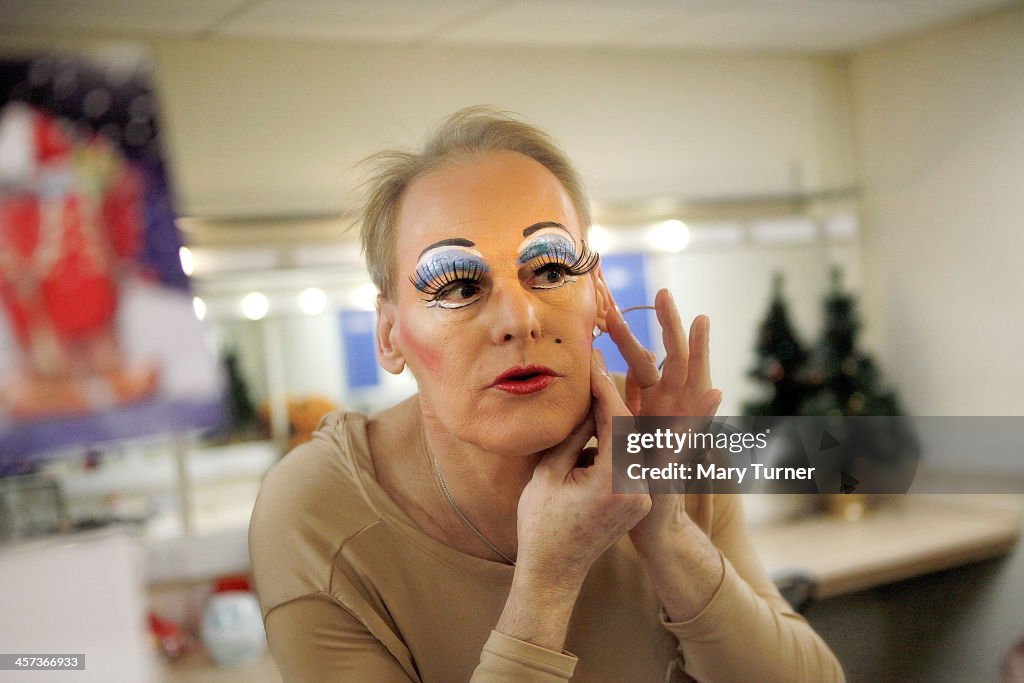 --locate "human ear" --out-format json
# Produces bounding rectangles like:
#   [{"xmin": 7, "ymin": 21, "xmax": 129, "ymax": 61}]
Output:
[
  {"xmin": 591, "ymin": 265, "xmax": 615, "ymax": 335},
  {"xmin": 375, "ymin": 295, "xmax": 406, "ymax": 375}
]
